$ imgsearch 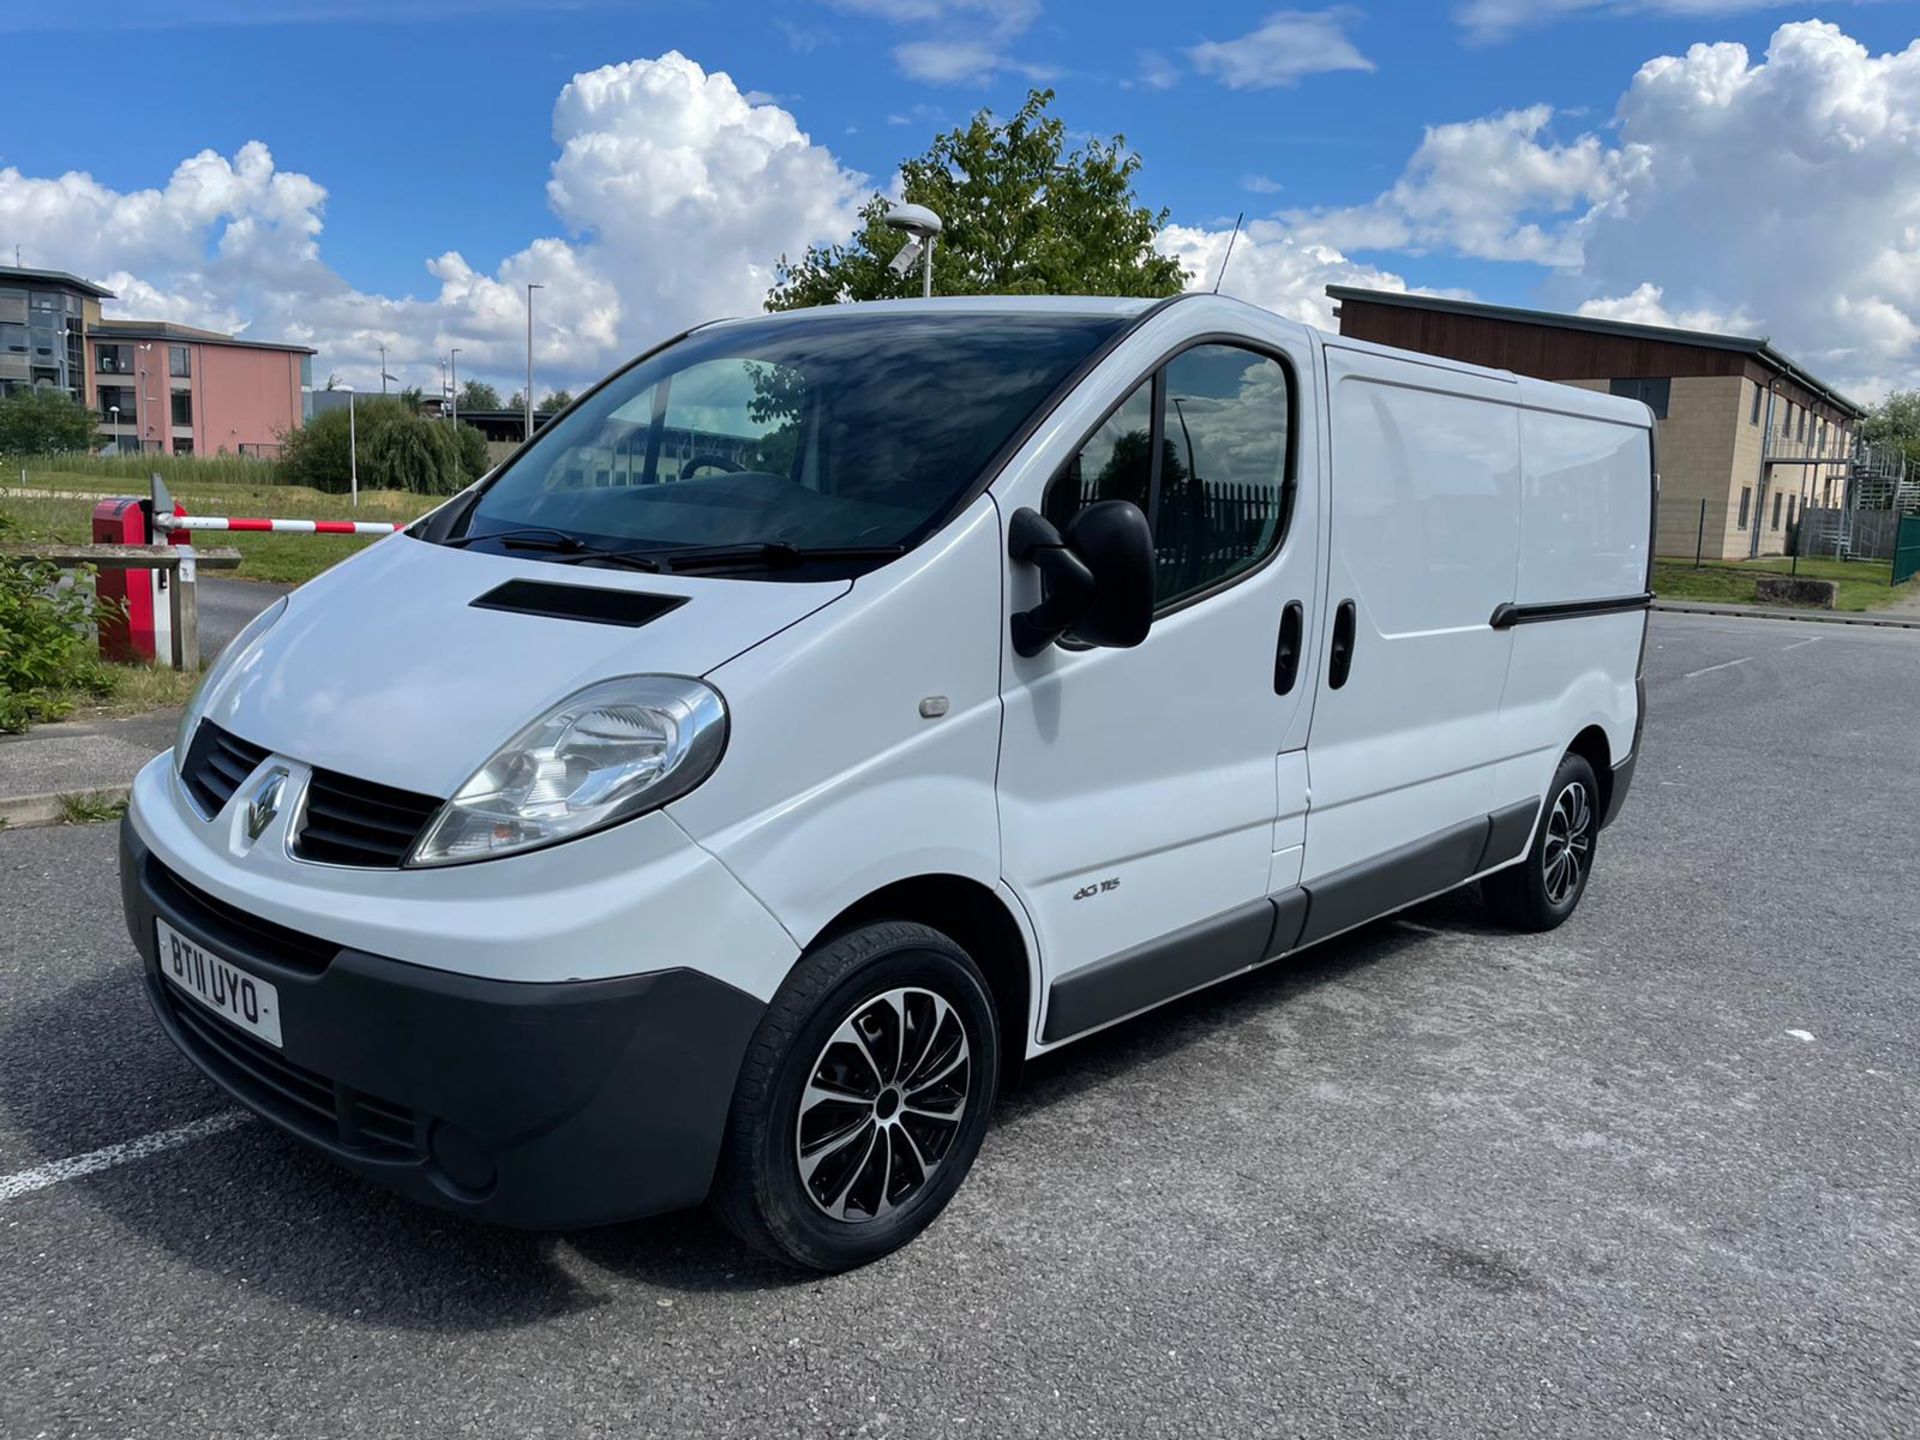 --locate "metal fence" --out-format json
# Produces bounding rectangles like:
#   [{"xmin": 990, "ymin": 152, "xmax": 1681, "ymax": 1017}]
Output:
[
  {"xmin": 1061, "ymin": 477, "xmax": 1285, "ymax": 594},
  {"xmin": 1896, "ymin": 515, "xmax": 1920, "ymax": 587}
]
